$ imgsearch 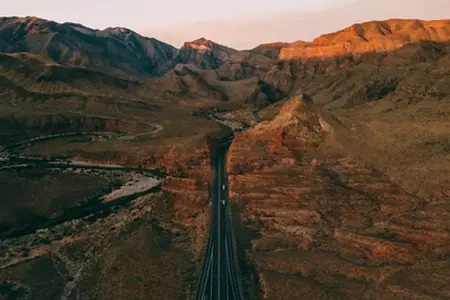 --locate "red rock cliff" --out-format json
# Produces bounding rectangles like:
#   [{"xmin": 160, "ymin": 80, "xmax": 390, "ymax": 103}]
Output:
[
  {"xmin": 226, "ymin": 93, "xmax": 450, "ymax": 300},
  {"xmin": 278, "ymin": 19, "xmax": 450, "ymax": 60}
]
